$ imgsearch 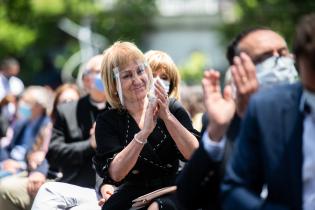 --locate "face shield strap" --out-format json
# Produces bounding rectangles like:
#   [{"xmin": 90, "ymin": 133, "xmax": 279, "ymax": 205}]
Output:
[
  {"xmin": 137, "ymin": 61, "xmax": 153, "ymax": 100},
  {"xmin": 113, "ymin": 67, "xmax": 124, "ymax": 107}
]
